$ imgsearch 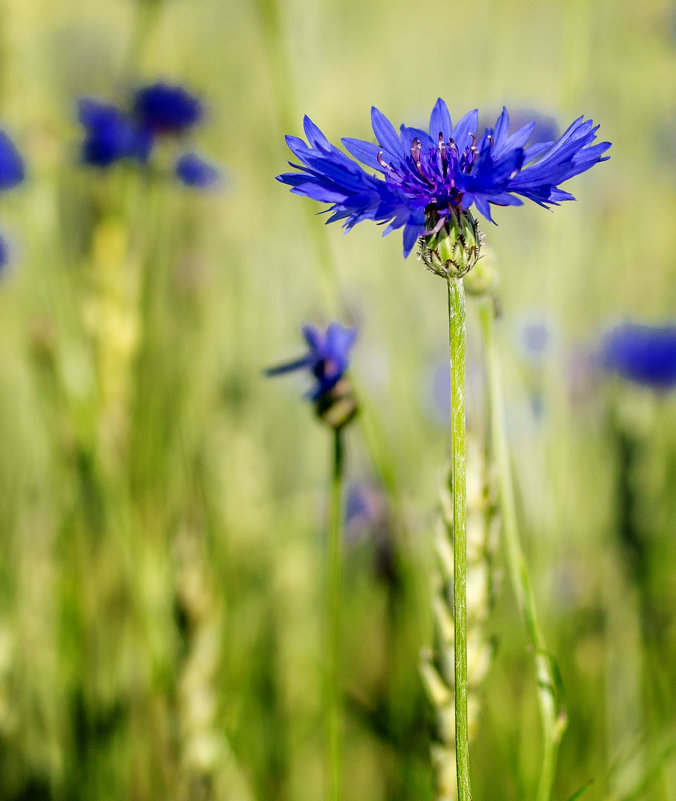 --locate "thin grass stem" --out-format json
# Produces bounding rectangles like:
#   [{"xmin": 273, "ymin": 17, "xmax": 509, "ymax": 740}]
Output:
[
  {"xmin": 479, "ymin": 300, "xmax": 566, "ymax": 801},
  {"xmin": 326, "ymin": 427, "xmax": 345, "ymax": 801}
]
